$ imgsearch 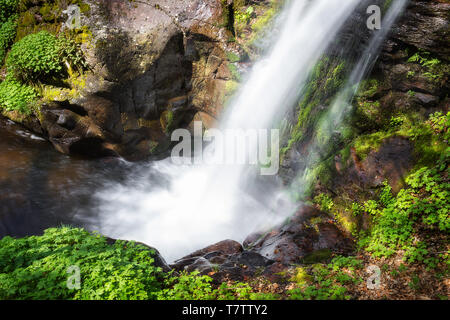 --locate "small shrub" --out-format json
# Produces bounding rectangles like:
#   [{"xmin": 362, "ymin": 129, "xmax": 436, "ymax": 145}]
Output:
[
  {"xmin": 0, "ymin": 75, "xmax": 37, "ymax": 113},
  {"xmin": 0, "ymin": 227, "xmax": 165, "ymax": 300},
  {"xmin": 157, "ymin": 271, "xmax": 215, "ymax": 300},
  {"xmin": 0, "ymin": 15, "xmax": 17, "ymax": 63},
  {"xmin": 0, "ymin": 0, "xmax": 19, "ymax": 23},
  {"xmin": 288, "ymin": 256, "xmax": 363, "ymax": 300},
  {"xmin": 314, "ymin": 194, "xmax": 334, "ymax": 213},
  {"xmin": 6, "ymin": 31, "xmax": 86, "ymax": 81},
  {"xmin": 7, "ymin": 31, "xmax": 63, "ymax": 80}
]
